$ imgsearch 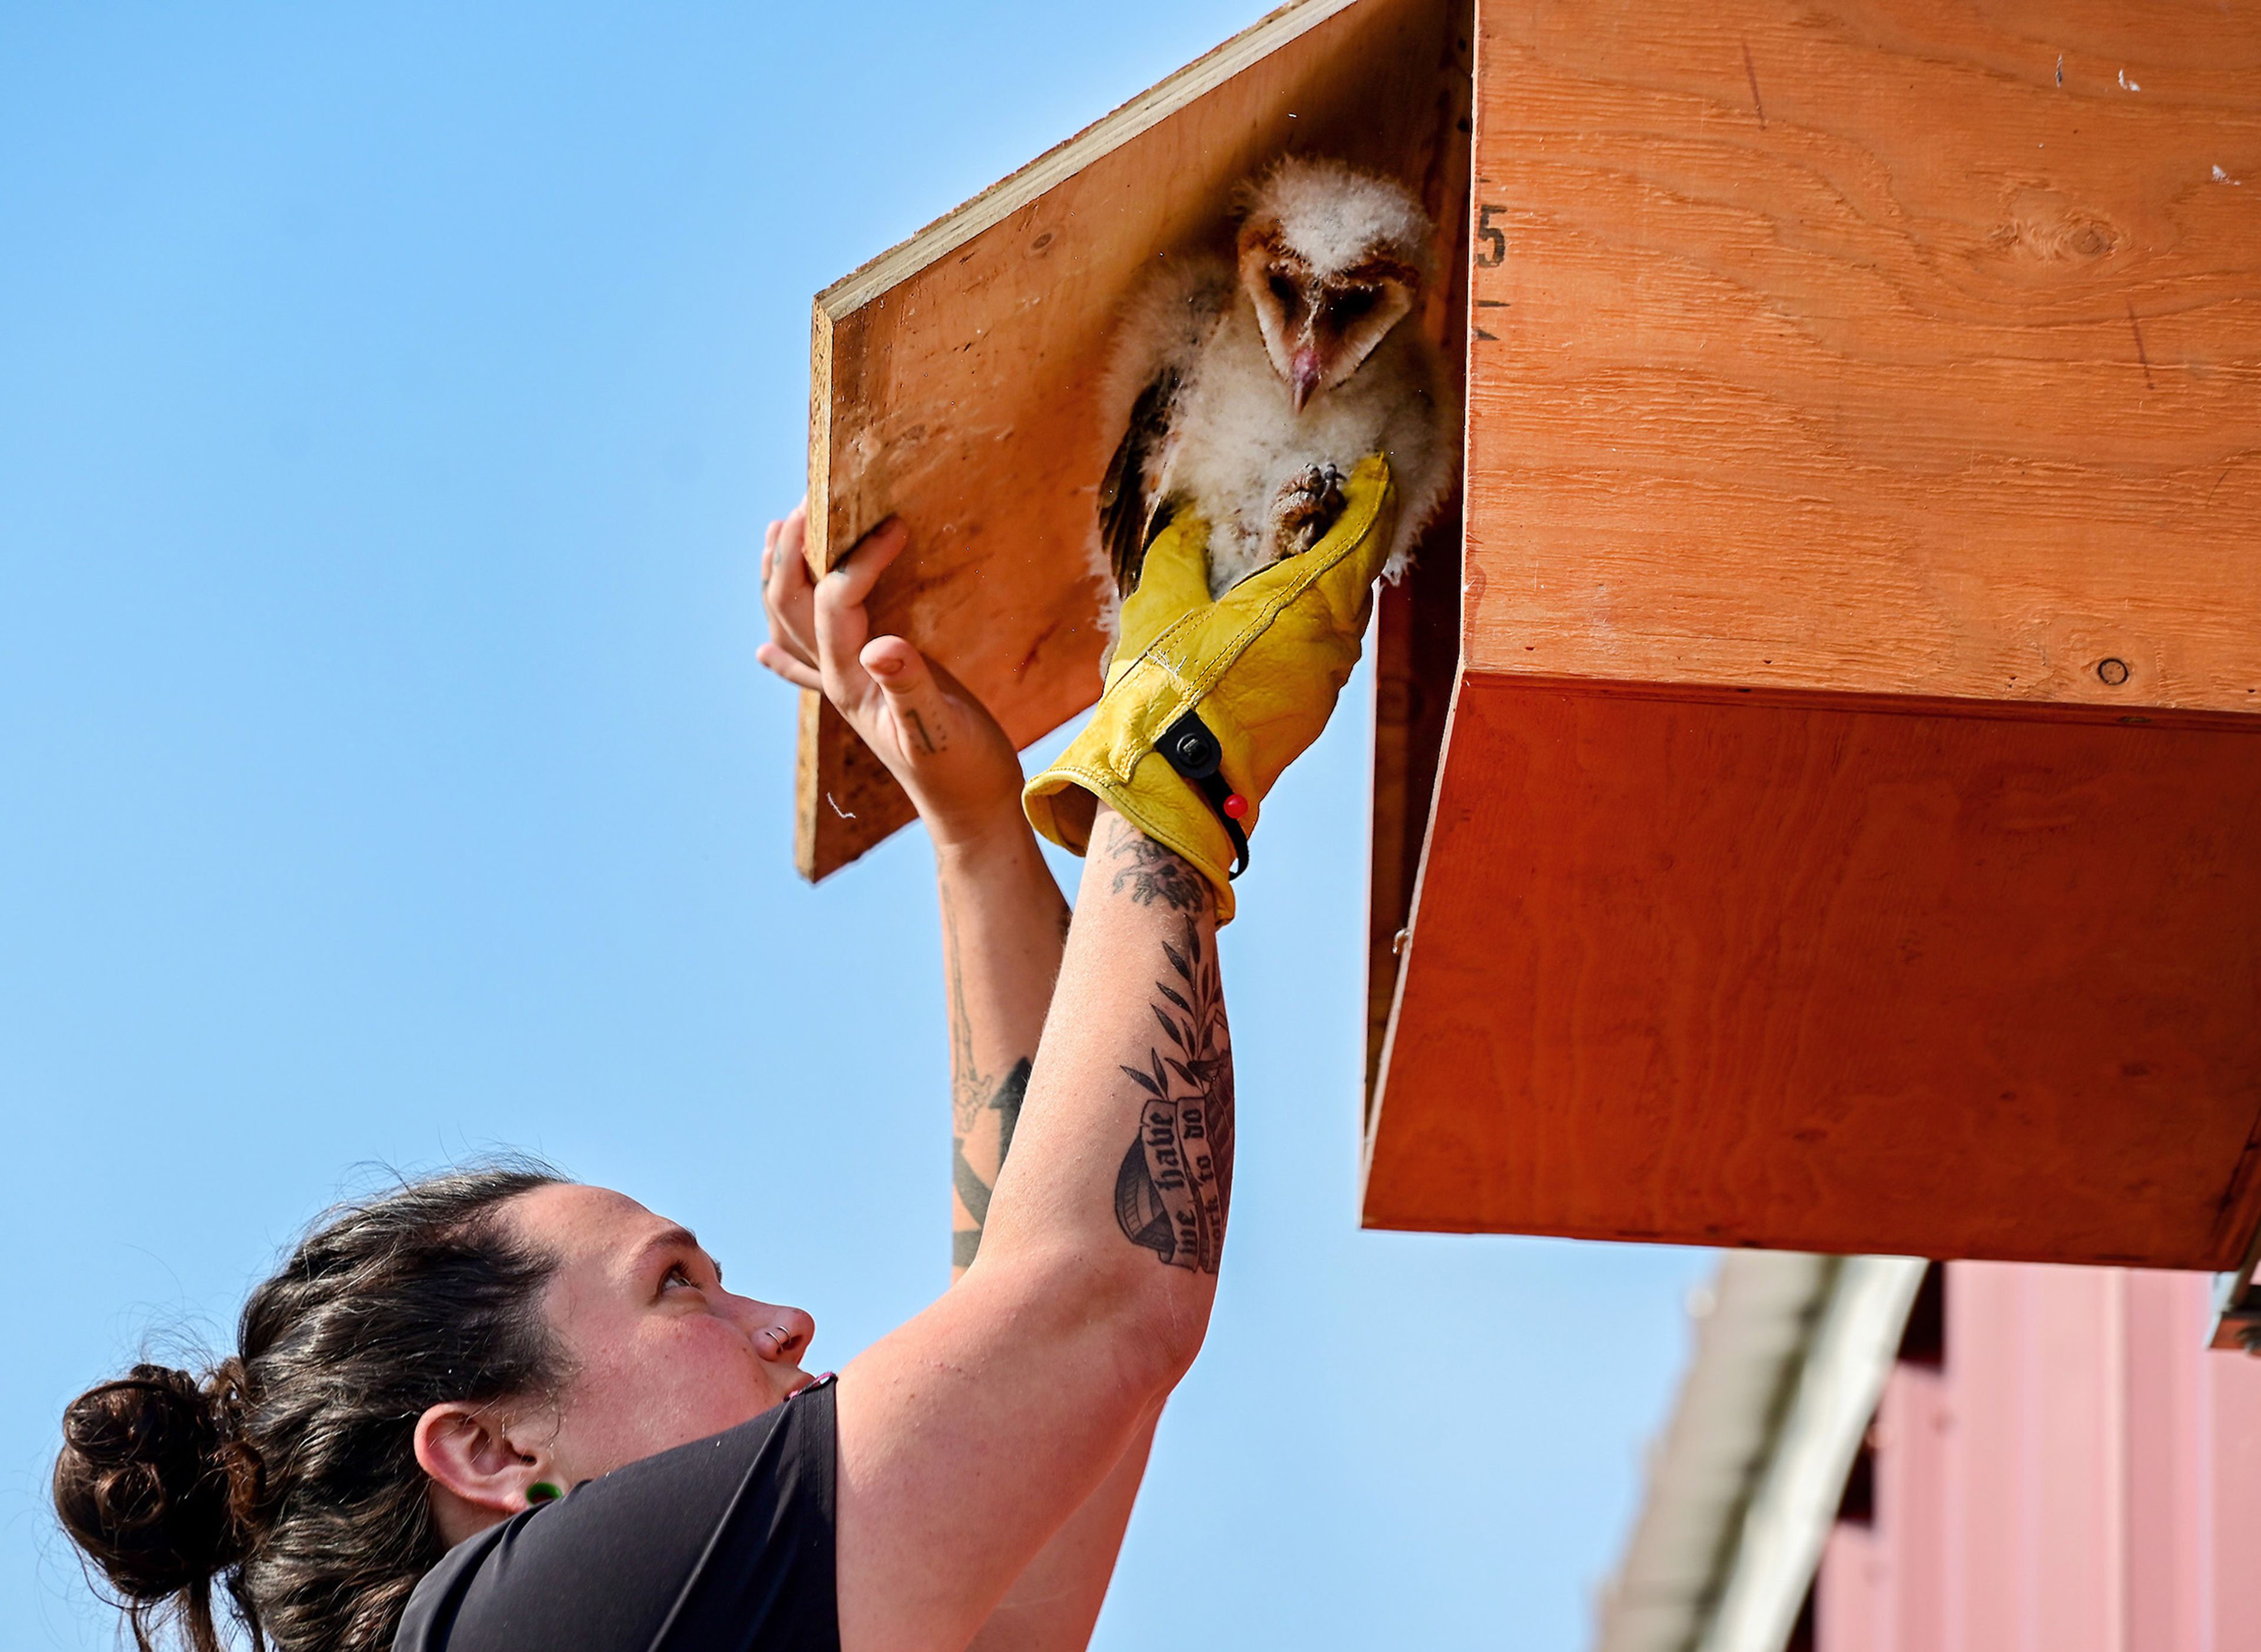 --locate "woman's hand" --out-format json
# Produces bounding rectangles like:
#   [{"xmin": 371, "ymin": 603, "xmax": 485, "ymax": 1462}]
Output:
[{"xmin": 757, "ymin": 502, "xmax": 1027, "ymax": 853}]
